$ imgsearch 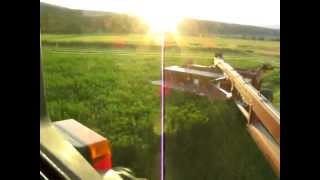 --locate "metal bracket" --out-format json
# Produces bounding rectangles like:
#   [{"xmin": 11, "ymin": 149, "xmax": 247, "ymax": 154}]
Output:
[
  {"xmin": 213, "ymin": 85, "xmax": 232, "ymax": 99},
  {"xmin": 213, "ymin": 76, "xmax": 227, "ymax": 82}
]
